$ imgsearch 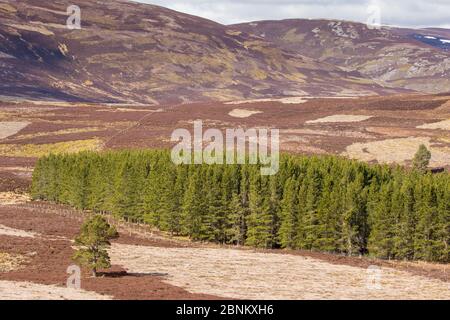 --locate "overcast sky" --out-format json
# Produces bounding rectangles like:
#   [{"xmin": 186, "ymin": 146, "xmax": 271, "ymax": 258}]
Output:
[{"xmin": 133, "ymin": 0, "xmax": 450, "ymax": 28}]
